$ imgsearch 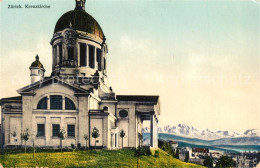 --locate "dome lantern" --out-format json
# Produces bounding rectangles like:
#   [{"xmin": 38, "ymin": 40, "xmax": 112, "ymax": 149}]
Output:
[{"xmin": 75, "ymin": 0, "xmax": 85, "ymax": 11}]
